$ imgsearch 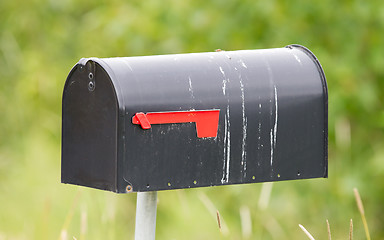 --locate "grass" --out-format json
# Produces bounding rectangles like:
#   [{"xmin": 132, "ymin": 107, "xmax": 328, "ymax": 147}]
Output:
[
  {"xmin": 1, "ymin": 1, "xmax": 384, "ymax": 238},
  {"xmin": 299, "ymin": 188, "xmax": 371, "ymax": 240},
  {"xmin": 354, "ymin": 188, "xmax": 371, "ymax": 240}
]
